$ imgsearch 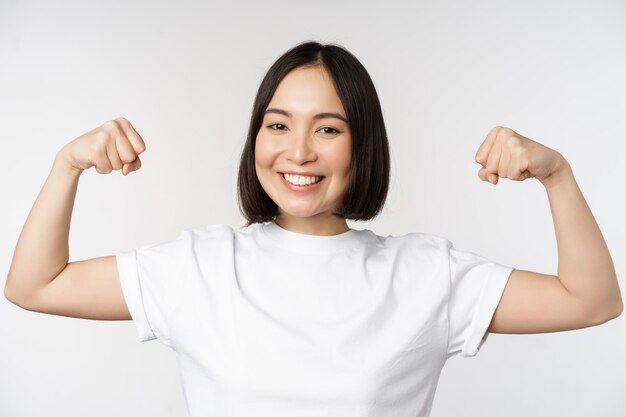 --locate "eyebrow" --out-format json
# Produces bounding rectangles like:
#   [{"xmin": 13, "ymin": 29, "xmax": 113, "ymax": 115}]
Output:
[{"xmin": 264, "ymin": 107, "xmax": 348, "ymax": 124}]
